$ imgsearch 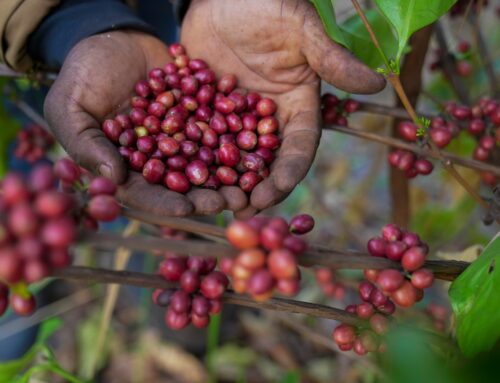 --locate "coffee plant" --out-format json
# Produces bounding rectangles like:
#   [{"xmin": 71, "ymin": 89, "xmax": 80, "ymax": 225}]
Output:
[{"xmin": 0, "ymin": 0, "xmax": 499, "ymax": 382}]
